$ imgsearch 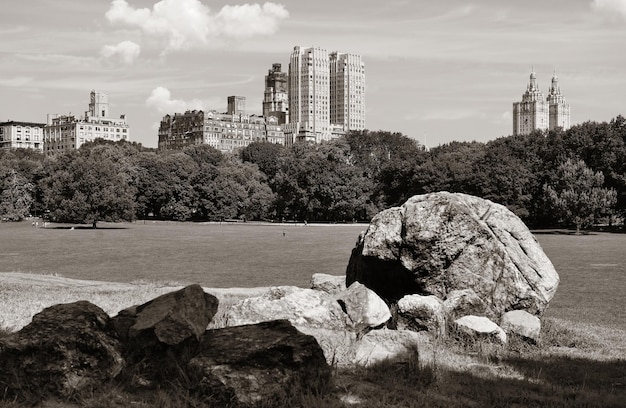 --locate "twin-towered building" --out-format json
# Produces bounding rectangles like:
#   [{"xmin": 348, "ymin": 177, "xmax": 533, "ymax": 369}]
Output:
[
  {"xmin": 513, "ymin": 70, "xmax": 571, "ymax": 136},
  {"xmin": 158, "ymin": 45, "xmax": 366, "ymax": 152}
]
